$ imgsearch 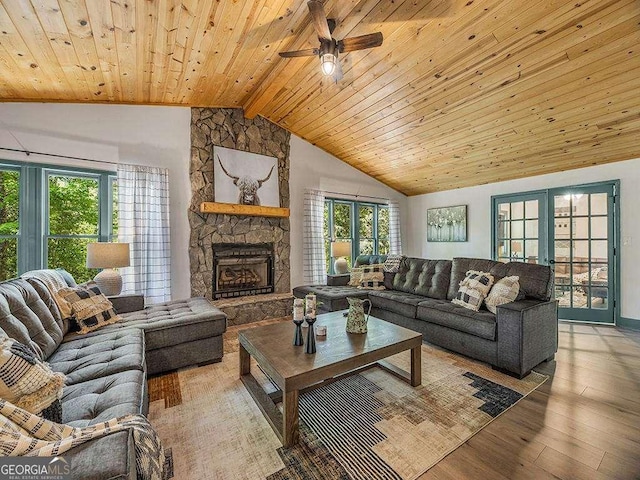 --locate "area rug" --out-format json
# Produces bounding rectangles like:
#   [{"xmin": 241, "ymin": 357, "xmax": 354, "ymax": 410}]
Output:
[{"xmin": 148, "ymin": 330, "xmax": 546, "ymax": 480}]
